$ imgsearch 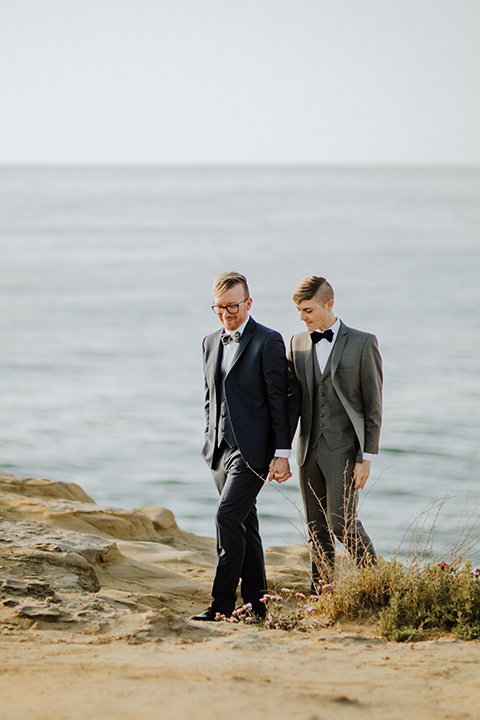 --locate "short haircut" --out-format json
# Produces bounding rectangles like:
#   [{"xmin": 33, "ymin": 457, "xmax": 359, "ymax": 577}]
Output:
[
  {"xmin": 213, "ymin": 271, "xmax": 250, "ymax": 298},
  {"xmin": 293, "ymin": 276, "xmax": 334, "ymax": 304}
]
